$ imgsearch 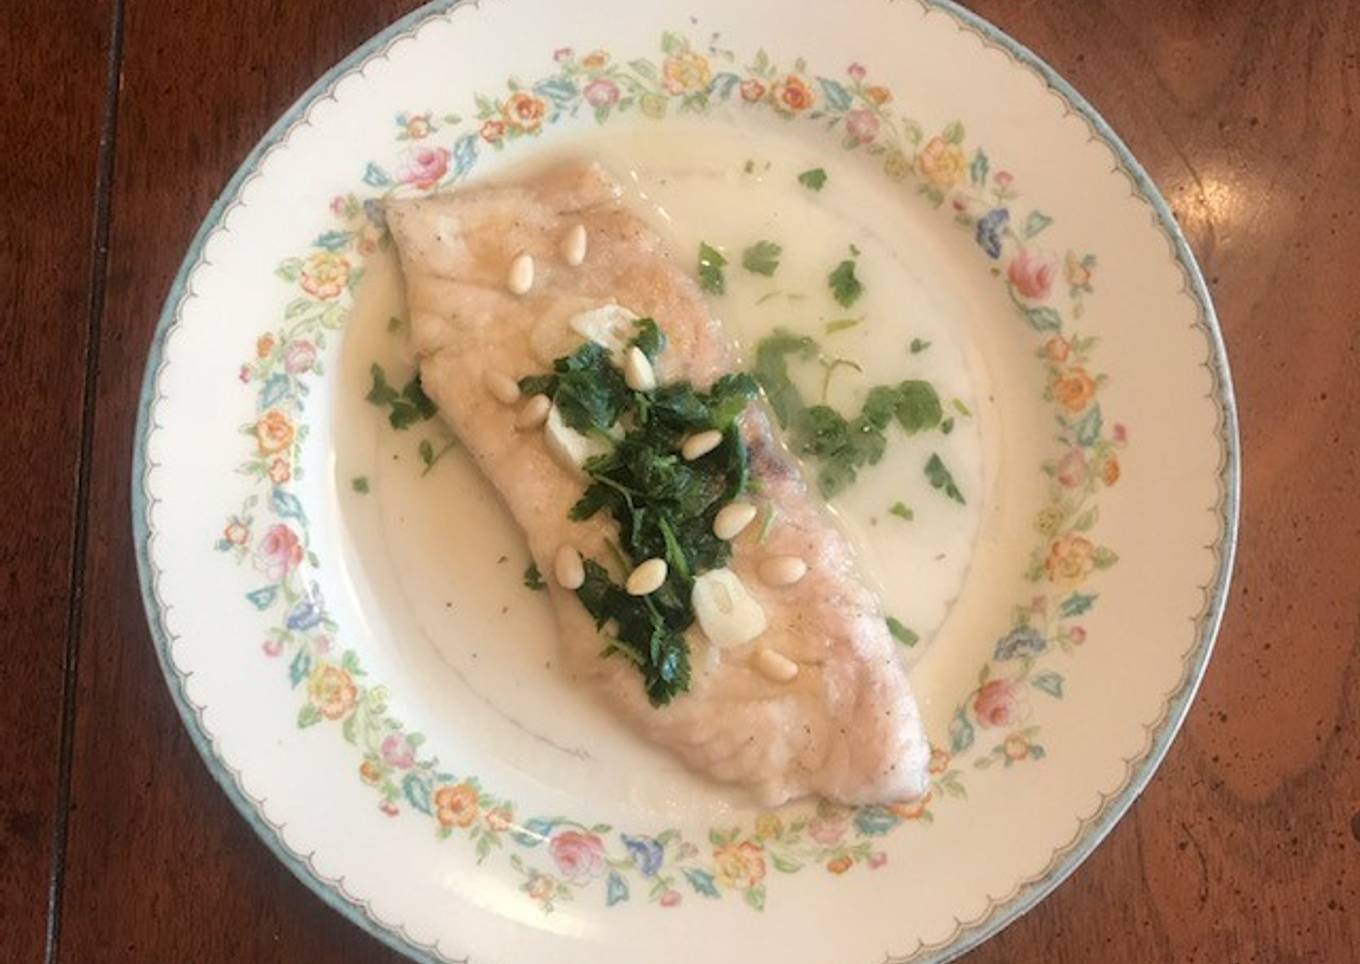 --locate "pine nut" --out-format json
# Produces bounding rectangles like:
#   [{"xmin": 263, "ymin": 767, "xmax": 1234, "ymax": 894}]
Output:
[
  {"xmin": 561, "ymin": 223, "xmax": 588, "ymax": 266},
  {"xmin": 713, "ymin": 501, "xmax": 757, "ymax": 541},
  {"xmin": 754, "ymin": 647, "xmax": 799, "ymax": 683},
  {"xmin": 624, "ymin": 346, "xmax": 656, "ymax": 392},
  {"xmin": 483, "ymin": 369, "xmax": 521, "ymax": 405},
  {"xmin": 515, "ymin": 394, "xmax": 551, "ymax": 431},
  {"xmin": 508, "ymin": 252, "xmax": 535, "ymax": 295},
  {"xmin": 554, "ymin": 544, "xmax": 584, "ymax": 590},
  {"xmin": 758, "ymin": 555, "xmax": 807, "ymax": 587},
  {"xmin": 626, "ymin": 557, "xmax": 668, "ymax": 596},
  {"xmin": 681, "ymin": 429, "xmax": 723, "ymax": 461}
]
